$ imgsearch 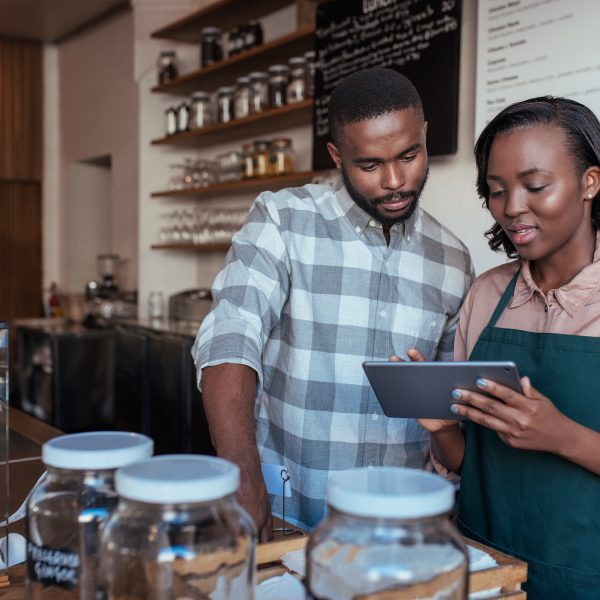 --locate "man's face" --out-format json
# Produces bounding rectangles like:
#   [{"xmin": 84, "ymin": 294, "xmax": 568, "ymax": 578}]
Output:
[{"xmin": 327, "ymin": 109, "xmax": 429, "ymax": 227}]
